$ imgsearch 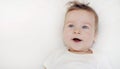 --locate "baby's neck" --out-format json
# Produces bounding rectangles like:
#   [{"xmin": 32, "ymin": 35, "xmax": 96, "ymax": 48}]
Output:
[{"xmin": 68, "ymin": 49, "xmax": 93, "ymax": 54}]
